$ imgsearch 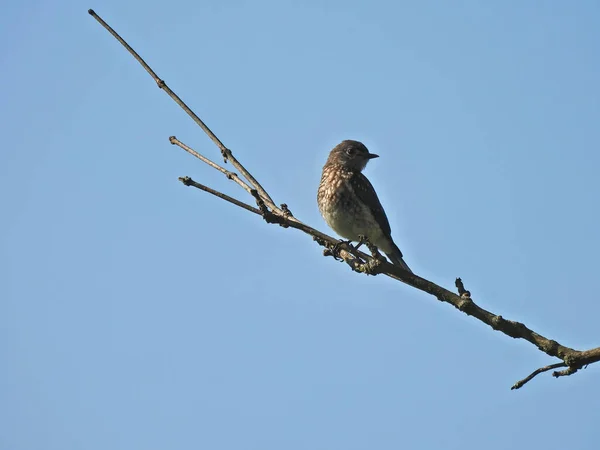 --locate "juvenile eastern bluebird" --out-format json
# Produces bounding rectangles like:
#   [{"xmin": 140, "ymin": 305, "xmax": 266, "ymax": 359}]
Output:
[{"xmin": 317, "ymin": 140, "xmax": 412, "ymax": 272}]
